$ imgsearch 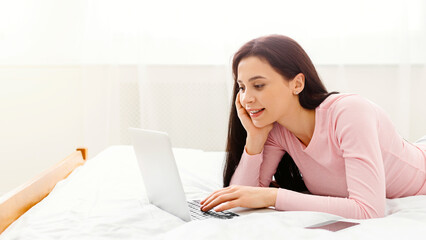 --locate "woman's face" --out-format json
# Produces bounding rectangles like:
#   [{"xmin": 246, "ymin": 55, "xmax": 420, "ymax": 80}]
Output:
[{"xmin": 237, "ymin": 56, "xmax": 300, "ymax": 128}]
